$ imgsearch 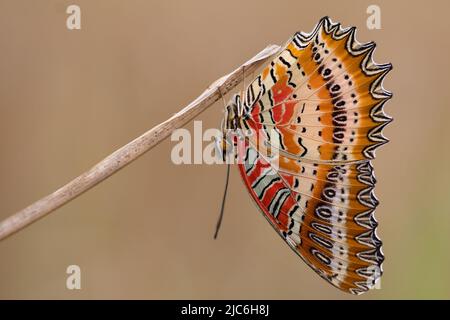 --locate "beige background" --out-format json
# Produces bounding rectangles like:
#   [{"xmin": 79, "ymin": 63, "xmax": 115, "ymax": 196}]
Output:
[{"xmin": 0, "ymin": 0, "xmax": 449, "ymax": 299}]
